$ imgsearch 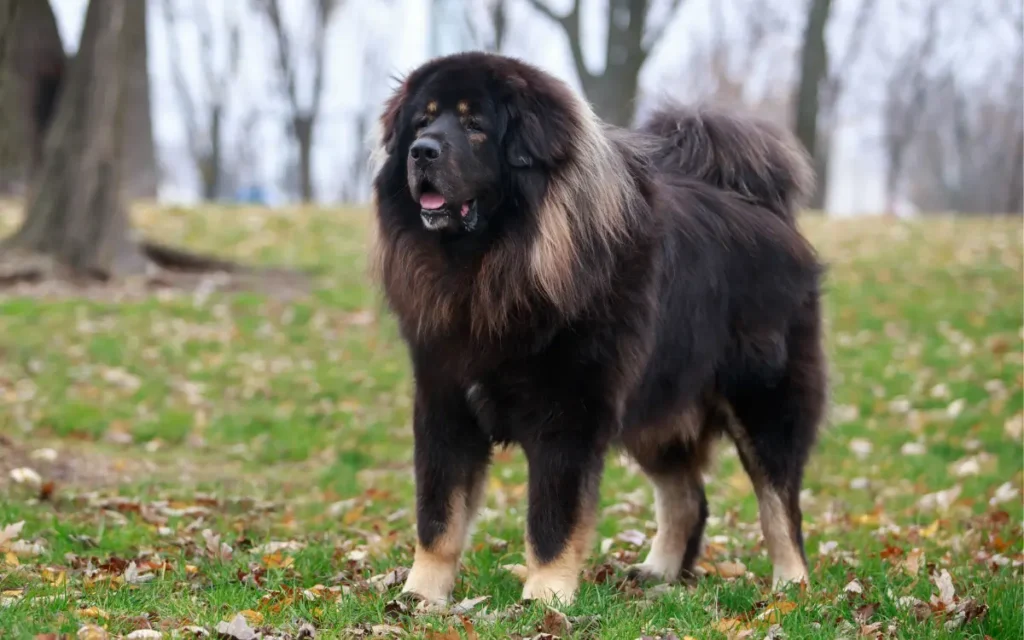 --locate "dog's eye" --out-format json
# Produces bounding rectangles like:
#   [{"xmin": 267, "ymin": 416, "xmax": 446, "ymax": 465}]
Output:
[
  {"xmin": 414, "ymin": 116, "xmax": 430, "ymax": 130},
  {"xmin": 465, "ymin": 118, "xmax": 484, "ymax": 132}
]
